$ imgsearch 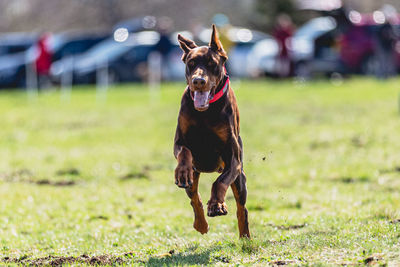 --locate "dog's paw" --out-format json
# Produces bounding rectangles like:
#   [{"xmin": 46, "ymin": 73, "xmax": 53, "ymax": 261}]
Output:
[
  {"xmin": 174, "ymin": 164, "xmax": 193, "ymax": 188},
  {"xmin": 193, "ymin": 219, "xmax": 209, "ymax": 234},
  {"xmin": 207, "ymin": 201, "xmax": 228, "ymax": 217}
]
